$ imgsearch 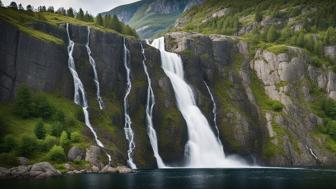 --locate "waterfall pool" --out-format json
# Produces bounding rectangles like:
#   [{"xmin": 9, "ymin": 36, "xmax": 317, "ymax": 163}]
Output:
[{"xmin": 1, "ymin": 168, "xmax": 336, "ymax": 189}]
